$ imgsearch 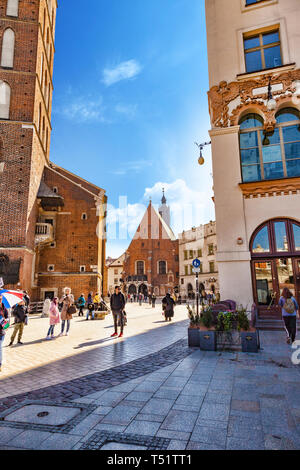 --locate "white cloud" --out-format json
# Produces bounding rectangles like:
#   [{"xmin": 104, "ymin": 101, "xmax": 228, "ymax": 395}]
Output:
[
  {"xmin": 61, "ymin": 96, "xmax": 107, "ymax": 123},
  {"xmin": 110, "ymin": 159, "xmax": 152, "ymax": 176},
  {"xmin": 102, "ymin": 60, "xmax": 142, "ymax": 87},
  {"xmin": 115, "ymin": 103, "xmax": 137, "ymax": 119}
]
